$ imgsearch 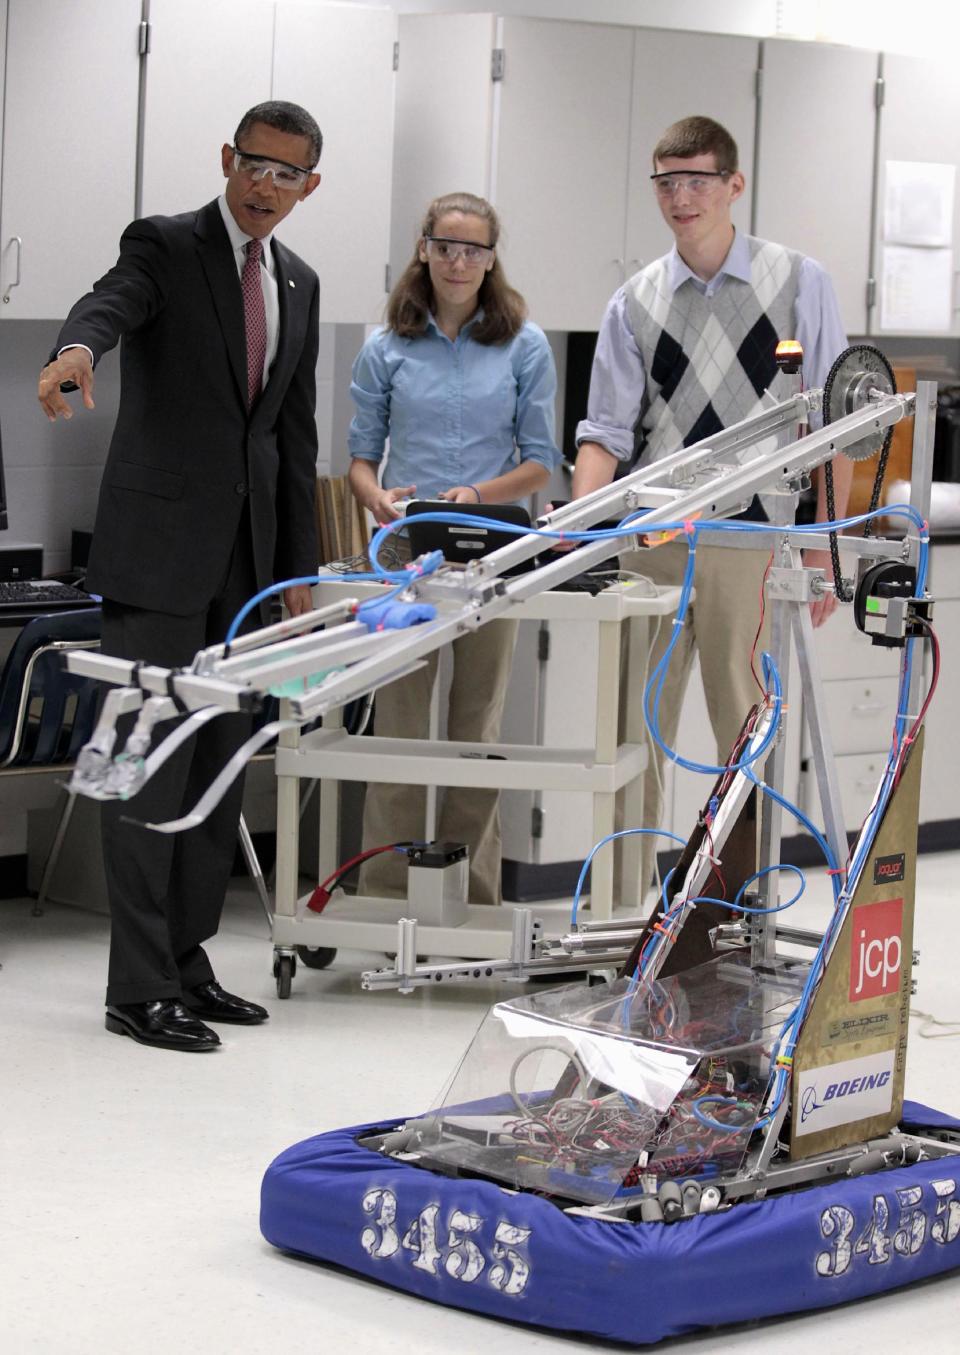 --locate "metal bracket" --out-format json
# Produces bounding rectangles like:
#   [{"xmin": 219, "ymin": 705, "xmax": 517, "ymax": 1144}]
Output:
[{"xmin": 766, "ymin": 566, "xmax": 820, "ymax": 604}]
